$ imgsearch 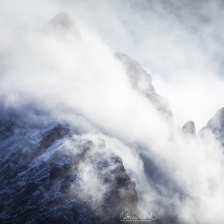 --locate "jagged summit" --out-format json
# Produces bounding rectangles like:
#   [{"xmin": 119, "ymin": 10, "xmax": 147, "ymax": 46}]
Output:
[
  {"xmin": 0, "ymin": 106, "xmax": 138, "ymax": 223},
  {"xmin": 43, "ymin": 12, "xmax": 81, "ymax": 40},
  {"xmin": 200, "ymin": 108, "xmax": 224, "ymax": 146},
  {"xmin": 182, "ymin": 121, "xmax": 196, "ymax": 136}
]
